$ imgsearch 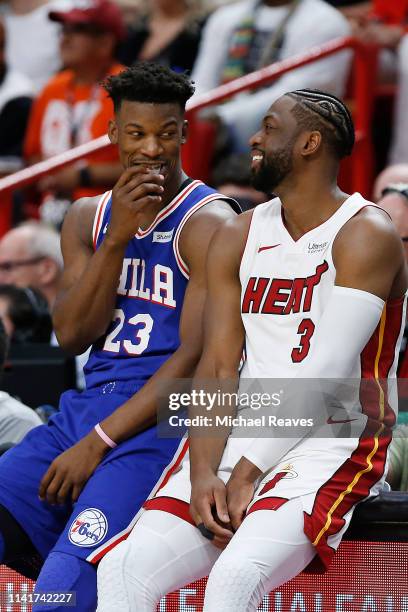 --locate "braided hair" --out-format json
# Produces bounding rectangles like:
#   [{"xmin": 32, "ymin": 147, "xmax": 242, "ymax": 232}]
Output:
[{"xmin": 286, "ymin": 89, "xmax": 355, "ymax": 159}]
